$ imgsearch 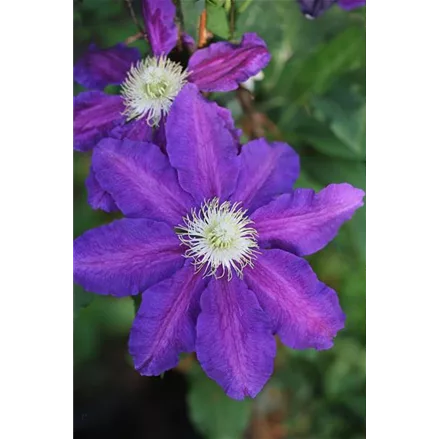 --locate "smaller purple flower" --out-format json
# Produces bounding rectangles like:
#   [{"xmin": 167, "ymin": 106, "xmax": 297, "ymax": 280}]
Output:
[
  {"xmin": 74, "ymin": 0, "xmax": 270, "ymax": 152},
  {"xmin": 298, "ymin": 0, "xmax": 365, "ymax": 19},
  {"xmin": 74, "ymin": 84, "xmax": 365, "ymax": 400}
]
